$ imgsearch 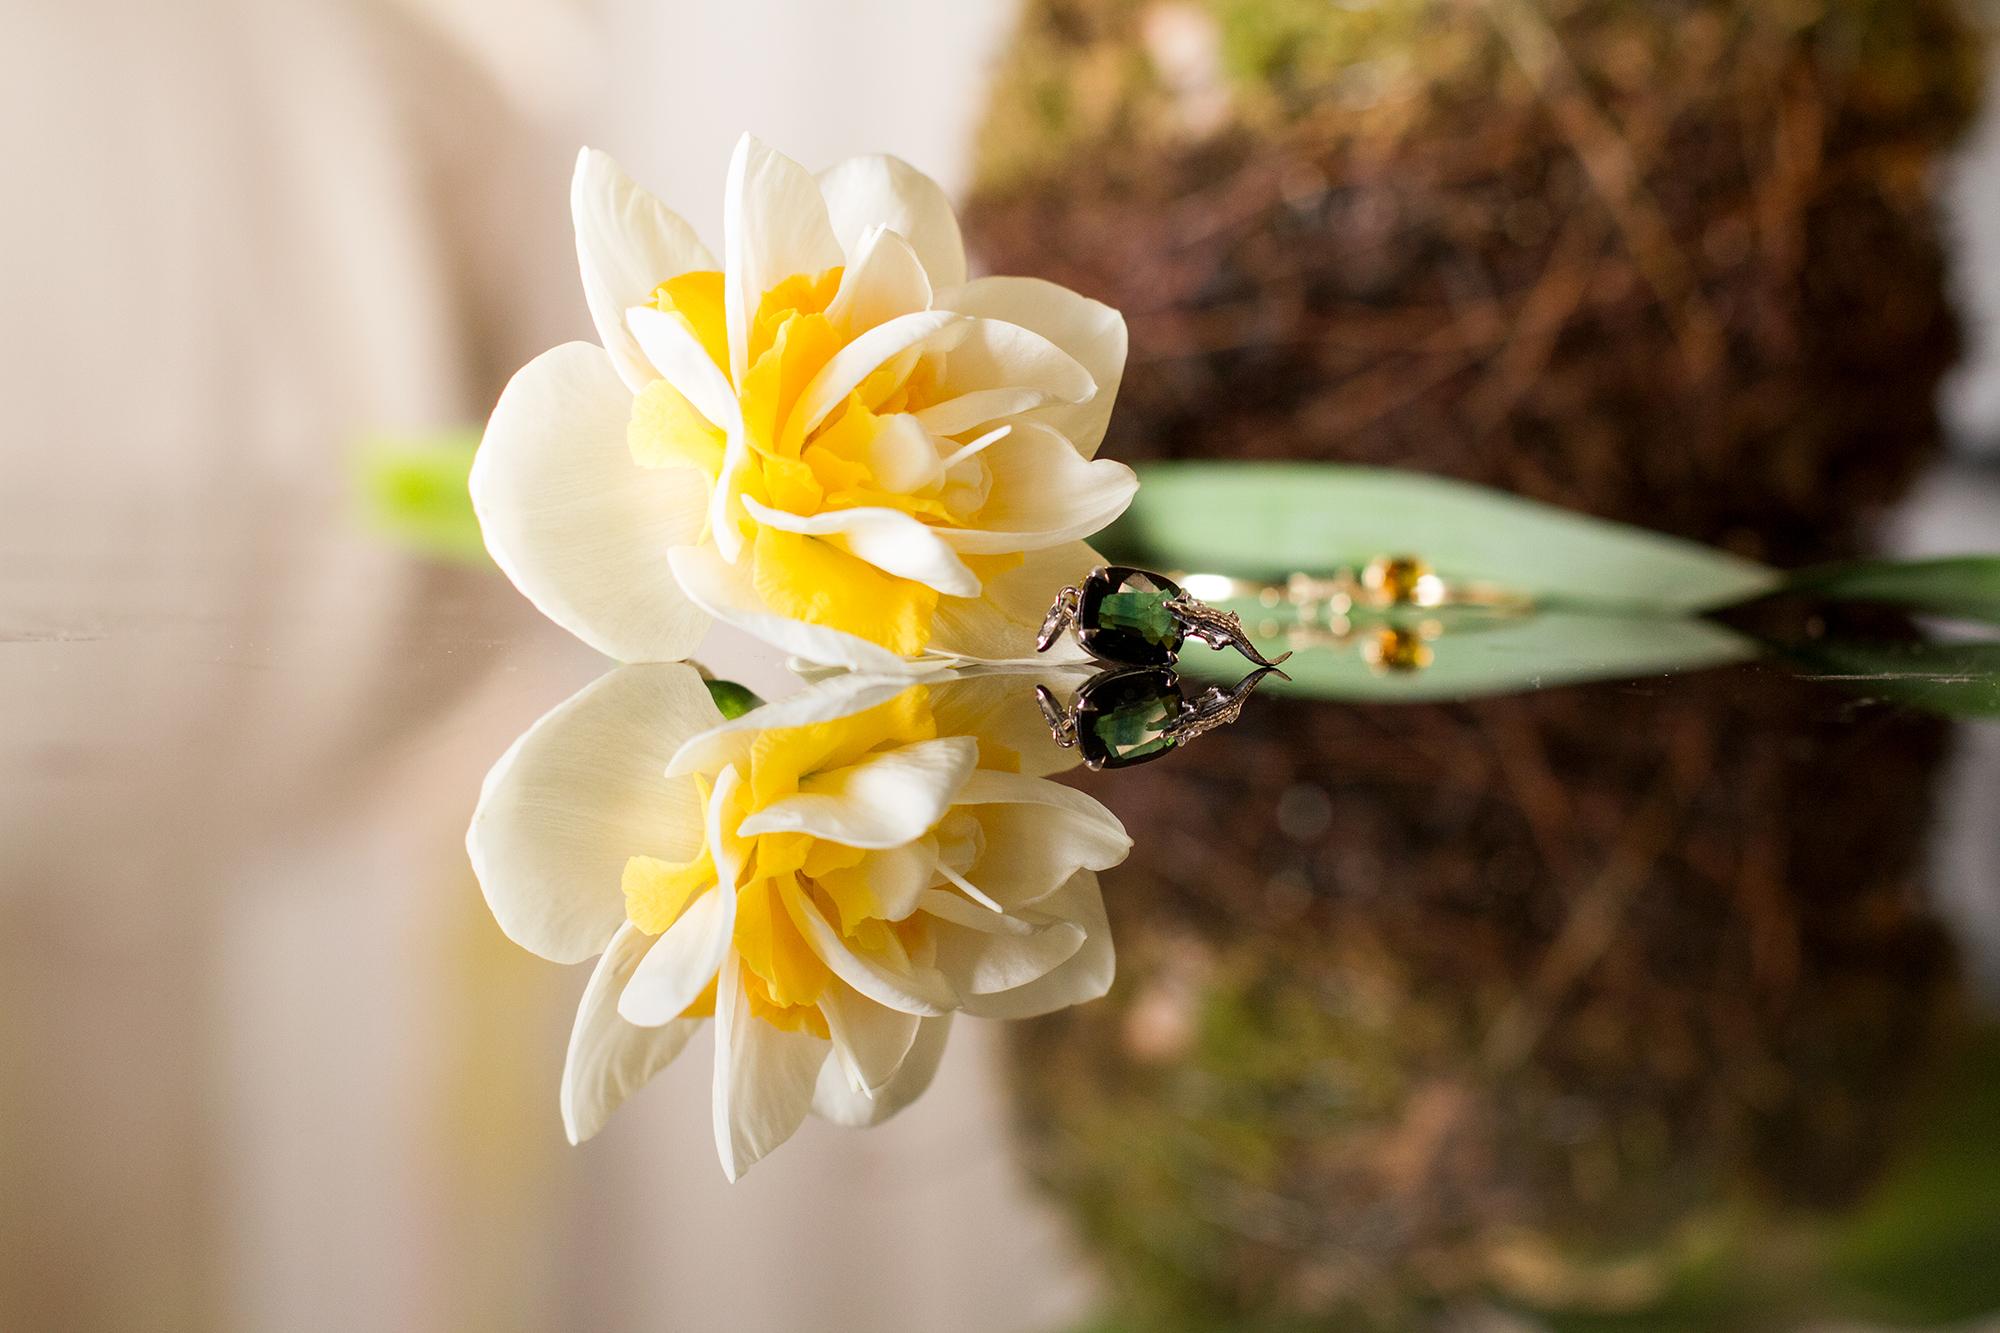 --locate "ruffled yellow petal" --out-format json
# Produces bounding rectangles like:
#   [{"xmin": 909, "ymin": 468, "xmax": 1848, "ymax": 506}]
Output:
[
  {"xmin": 651, "ymin": 269, "xmax": 729, "ymax": 374},
  {"xmin": 751, "ymin": 830, "xmax": 814, "ymax": 881},
  {"xmin": 799, "ymin": 396, "xmax": 879, "ymax": 484},
  {"xmin": 802, "ymin": 839, "xmax": 868, "ymax": 879},
  {"xmin": 627, "ymin": 378, "xmax": 725, "ymax": 478},
  {"xmin": 755, "ymin": 451, "xmax": 825, "ymax": 515},
  {"xmin": 962, "ymin": 552, "xmax": 1024, "ymax": 583},
  {"xmin": 742, "ymin": 969, "xmax": 830, "ymax": 1038},
  {"xmin": 735, "ymin": 875, "xmax": 831, "ymax": 1011},
  {"xmin": 749, "ymin": 267, "xmax": 842, "ymax": 366},
  {"xmin": 802, "ymin": 398, "xmax": 957, "ymax": 522},
  {"xmin": 745, "ymin": 684, "xmax": 935, "ymax": 809},
  {"xmin": 679, "ymin": 974, "xmax": 719, "ymax": 1020},
  {"xmin": 622, "ymin": 848, "xmax": 716, "ymax": 937},
  {"xmin": 621, "ymin": 775, "xmax": 718, "ymax": 936},
  {"xmin": 859, "ymin": 356, "xmax": 936, "ymax": 415},
  {"xmin": 976, "ymin": 737, "xmax": 1022, "ymax": 772},
  {"xmin": 814, "ymin": 863, "xmax": 884, "ymax": 935},
  {"xmin": 835, "ymin": 907, "xmax": 927, "ymax": 968},
  {"xmin": 750, "ymin": 526, "xmax": 937, "ymax": 656}
]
